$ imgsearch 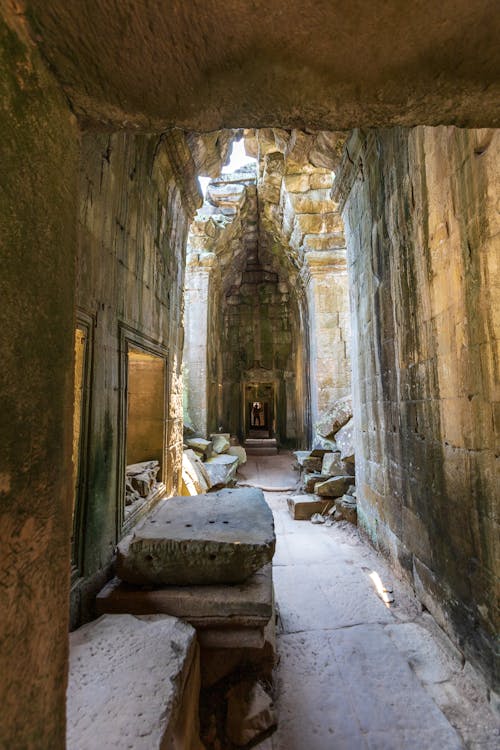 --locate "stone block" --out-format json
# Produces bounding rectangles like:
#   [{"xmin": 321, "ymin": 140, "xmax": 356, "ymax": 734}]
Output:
[
  {"xmin": 293, "ymin": 450, "xmax": 312, "ymax": 467},
  {"xmin": 321, "ymin": 451, "xmax": 355, "ymax": 477},
  {"xmin": 287, "ymin": 494, "xmax": 335, "ymax": 520},
  {"xmin": 116, "ymin": 488, "xmax": 275, "ymax": 585},
  {"xmin": 316, "ymin": 395, "xmax": 353, "ymax": 438},
  {"xmin": 227, "ymin": 445, "xmax": 247, "ymax": 466},
  {"xmin": 310, "ymin": 436, "xmax": 337, "ymax": 455},
  {"xmin": 315, "ymin": 475, "xmax": 353, "ymax": 498},
  {"xmin": 334, "ymin": 417, "xmax": 355, "ymax": 463},
  {"xmin": 204, "ymin": 453, "xmax": 239, "ymax": 488},
  {"xmin": 336, "ymin": 495, "xmax": 358, "ymax": 524},
  {"xmin": 96, "ymin": 564, "xmax": 273, "ymax": 629},
  {"xmin": 210, "ymin": 433, "xmax": 230, "ymax": 454},
  {"xmin": 303, "ymin": 472, "xmax": 324, "ymax": 493},
  {"xmin": 302, "ymin": 455, "xmax": 323, "ymax": 473},
  {"xmin": 186, "ymin": 437, "xmax": 213, "ymax": 458},
  {"xmin": 226, "ymin": 681, "xmax": 276, "ymax": 747},
  {"xmin": 67, "ymin": 614, "xmax": 202, "ymax": 750},
  {"xmin": 182, "ymin": 449, "xmax": 212, "ymax": 494}
]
